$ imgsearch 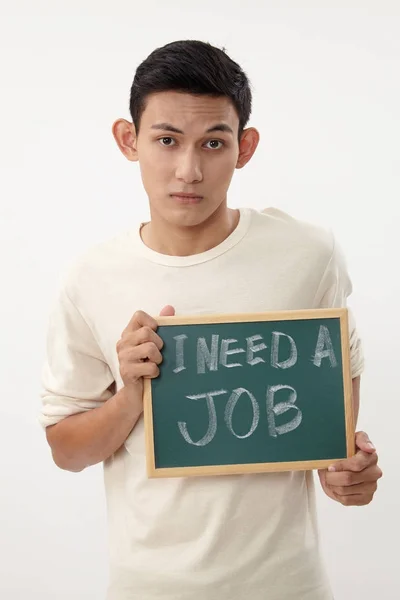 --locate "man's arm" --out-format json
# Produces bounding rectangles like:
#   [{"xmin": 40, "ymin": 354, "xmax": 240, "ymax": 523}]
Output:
[
  {"xmin": 311, "ymin": 233, "xmax": 381, "ymax": 503},
  {"xmin": 46, "ymin": 384, "xmax": 143, "ymax": 473},
  {"xmin": 45, "ymin": 306, "xmax": 175, "ymax": 473},
  {"xmin": 352, "ymin": 375, "xmax": 360, "ymax": 425}
]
